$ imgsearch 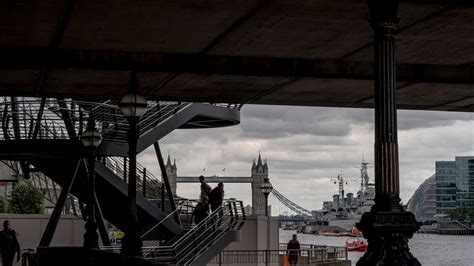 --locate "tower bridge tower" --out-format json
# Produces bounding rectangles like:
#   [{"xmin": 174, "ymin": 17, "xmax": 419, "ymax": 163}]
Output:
[
  {"xmin": 164, "ymin": 154, "xmax": 177, "ymax": 196},
  {"xmin": 251, "ymin": 153, "xmax": 269, "ymax": 216}
]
